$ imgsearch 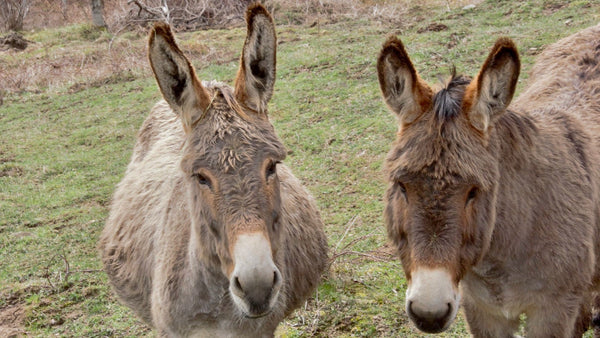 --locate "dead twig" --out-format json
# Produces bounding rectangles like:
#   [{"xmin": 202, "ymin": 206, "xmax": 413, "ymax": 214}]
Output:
[
  {"xmin": 44, "ymin": 253, "xmax": 103, "ymax": 289},
  {"xmin": 330, "ymin": 249, "xmax": 394, "ymax": 263},
  {"xmin": 333, "ymin": 215, "xmax": 358, "ymax": 252},
  {"xmin": 128, "ymin": 0, "xmax": 165, "ymax": 20},
  {"xmin": 328, "ymin": 215, "xmax": 393, "ymax": 269}
]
